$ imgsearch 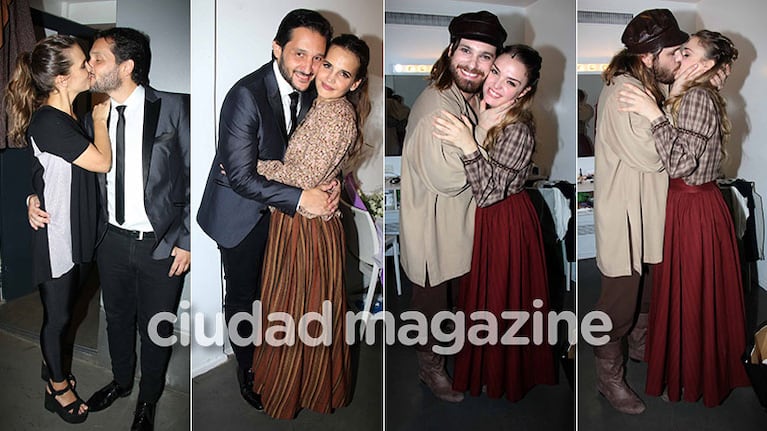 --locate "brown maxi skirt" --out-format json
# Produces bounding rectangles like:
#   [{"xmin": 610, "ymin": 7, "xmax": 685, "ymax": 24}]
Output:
[{"xmin": 252, "ymin": 211, "xmax": 351, "ymax": 419}]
